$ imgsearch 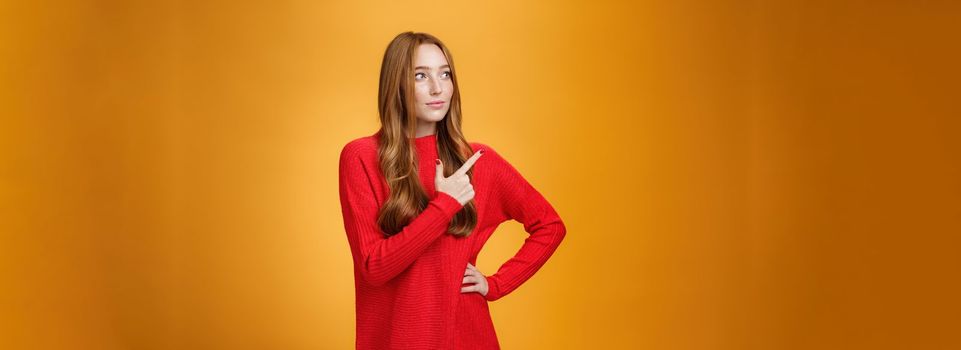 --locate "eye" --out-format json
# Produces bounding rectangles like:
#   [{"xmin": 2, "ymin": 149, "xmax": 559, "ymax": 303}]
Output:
[
  {"xmin": 415, "ymin": 72, "xmax": 426, "ymax": 80},
  {"xmin": 441, "ymin": 70, "xmax": 451, "ymax": 78}
]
